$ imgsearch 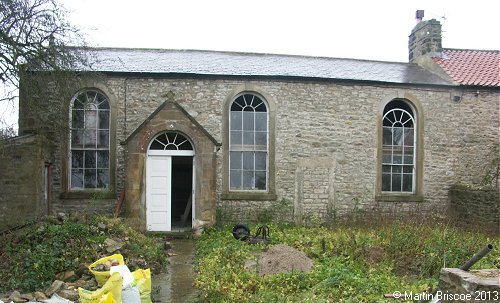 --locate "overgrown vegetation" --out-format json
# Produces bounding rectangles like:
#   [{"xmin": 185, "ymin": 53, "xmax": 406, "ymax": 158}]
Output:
[
  {"xmin": 195, "ymin": 222, "xmax": 499, "ymax": 302},
  {"xmin": 256, "ymin": 198, "xmax": 294, "ymax": 224},
  {"xmin": 216, "ymin": 198, "xmax": 294, "ymax": 227},
  {"xmin": 482, "ymin": 143, "xmax": 500, "ymax": 187},
  {"xmin": 0, "ymin": 215, "xmax": 167, "ymax": 292}
]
